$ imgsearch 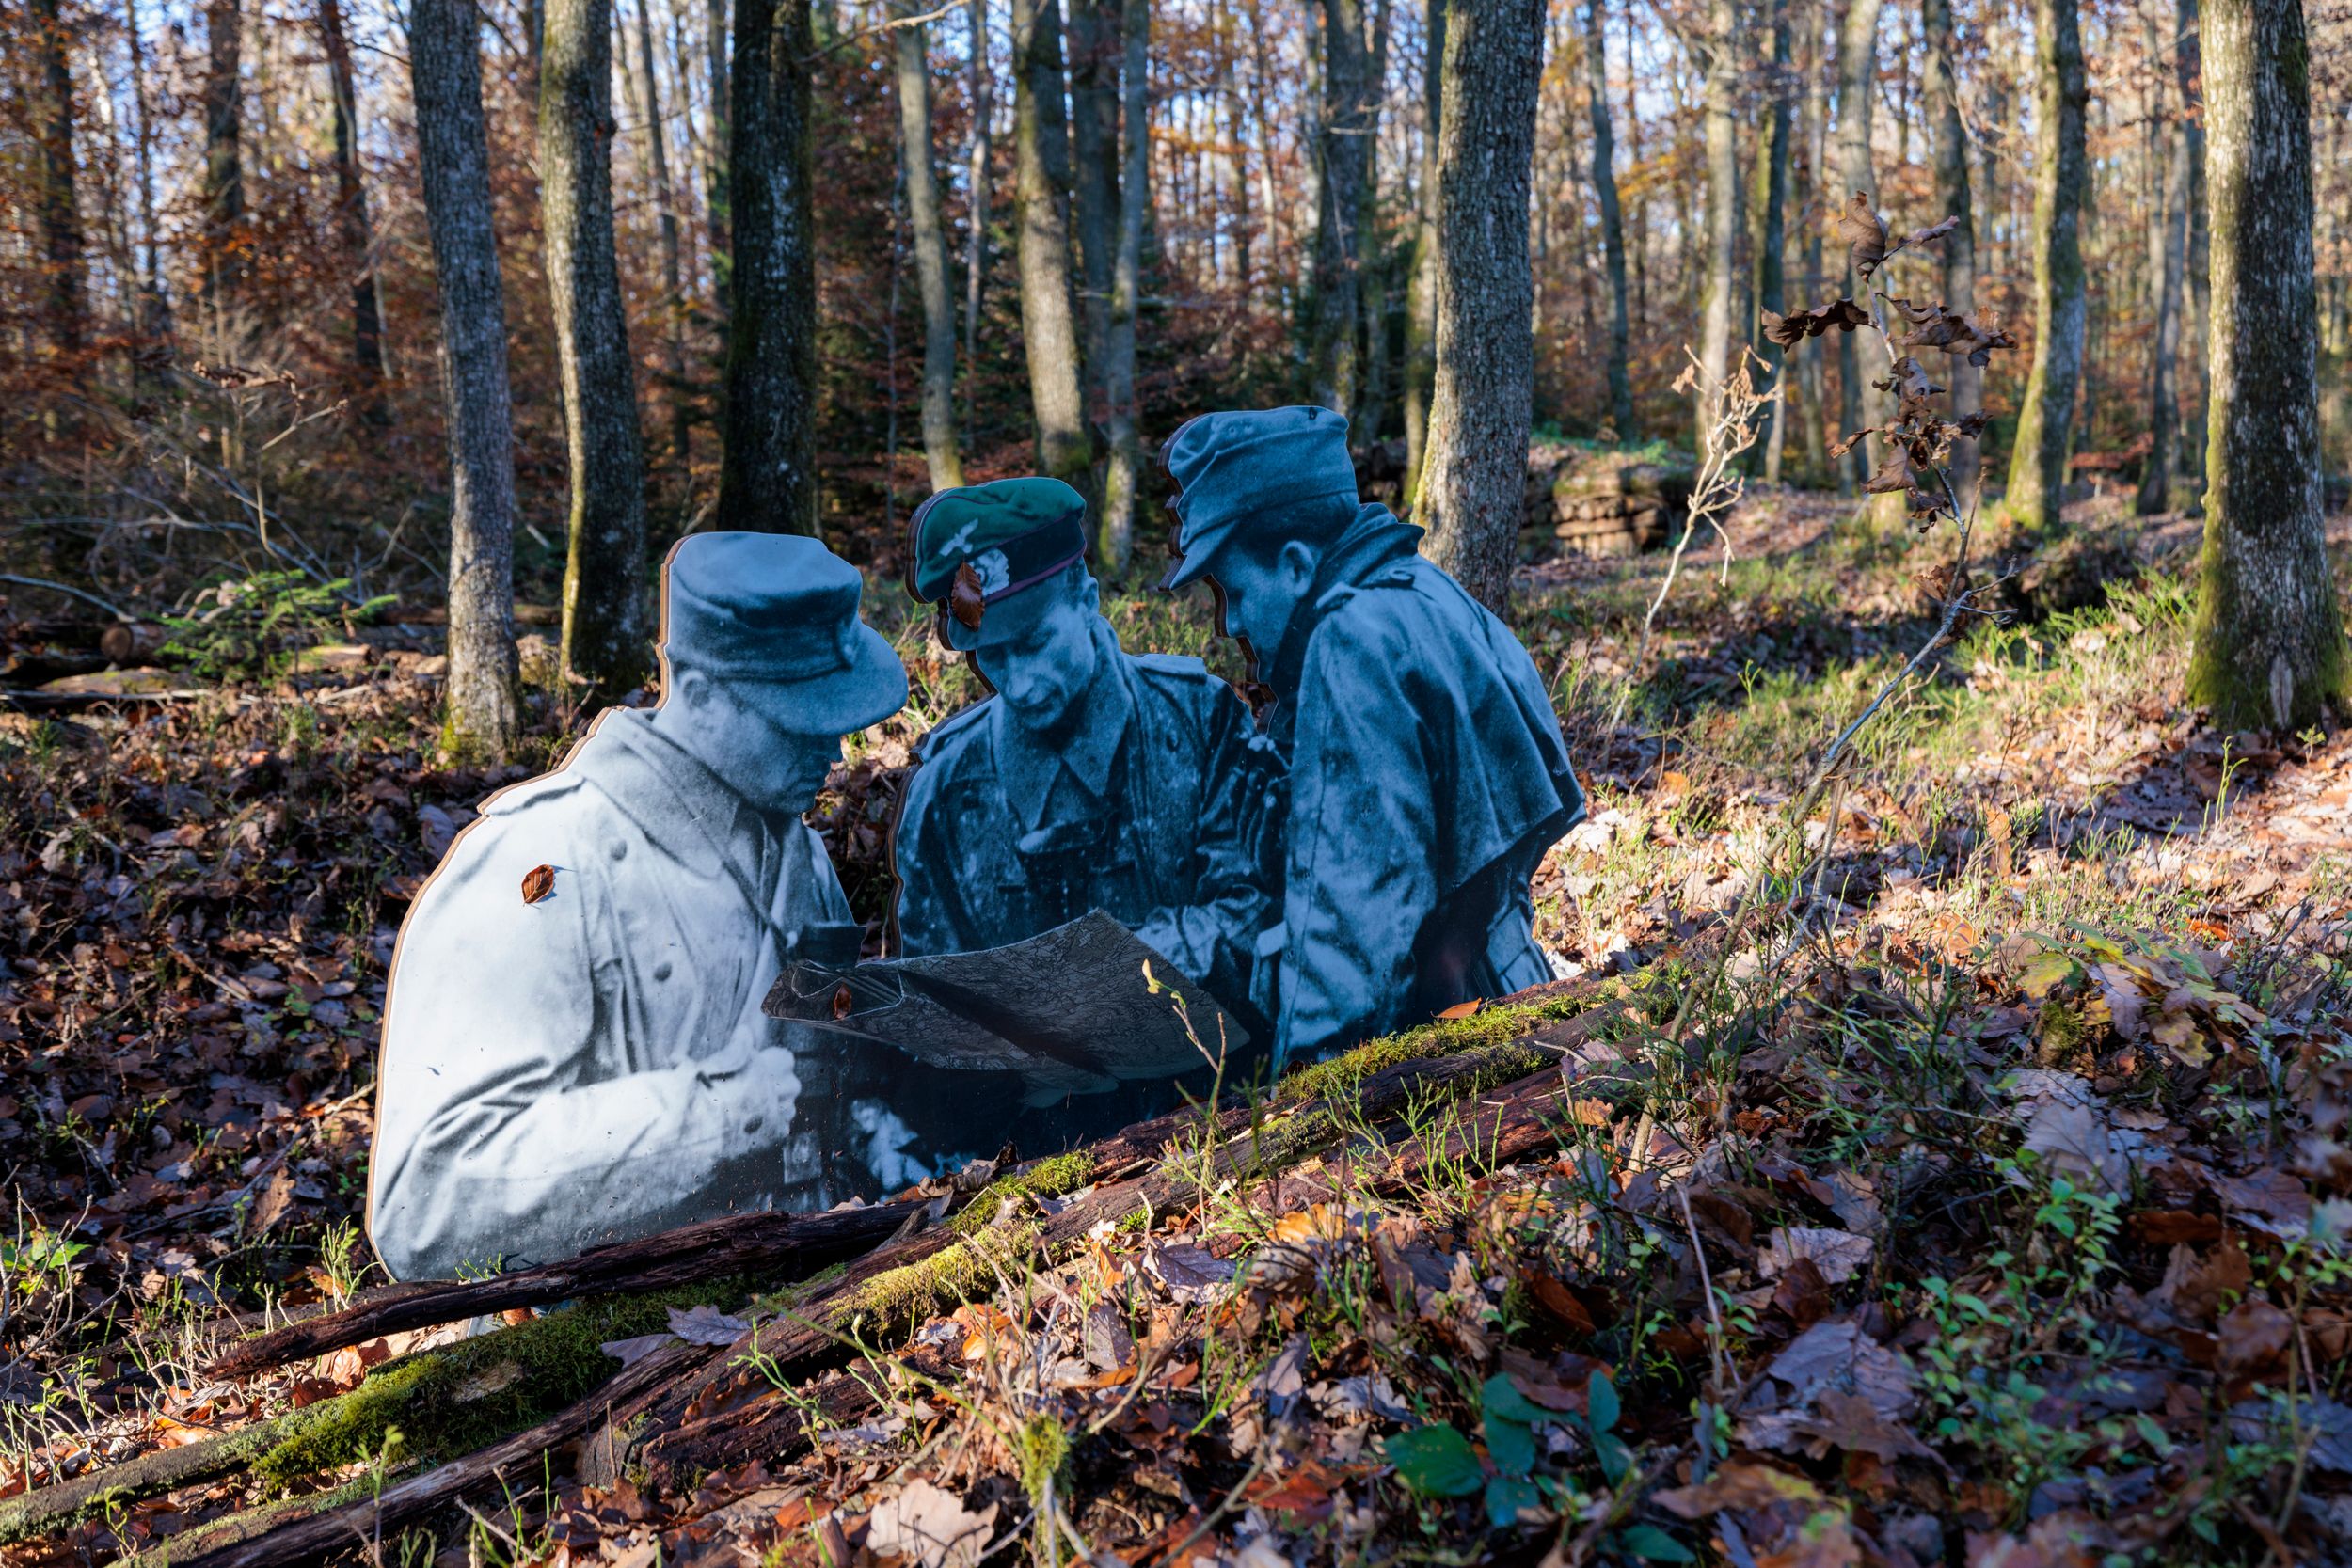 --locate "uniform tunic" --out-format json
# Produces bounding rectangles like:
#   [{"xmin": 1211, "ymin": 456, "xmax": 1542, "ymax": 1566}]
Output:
[
  {"xmin": 369, "ymin": 709, "xmax": 897, "ymax": 1280},
  {"xmin": 894, "ymin": 625, "xmax": 1277, "ymax": 1048},
  {"xmin": 1264, "ymin": 505, "xmax": 1585, "ymax": 1068}
]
